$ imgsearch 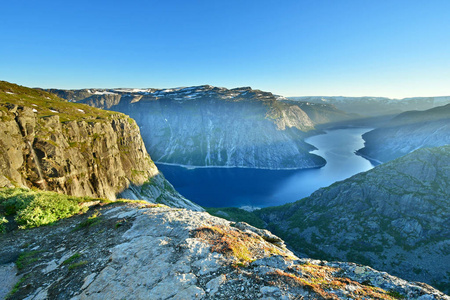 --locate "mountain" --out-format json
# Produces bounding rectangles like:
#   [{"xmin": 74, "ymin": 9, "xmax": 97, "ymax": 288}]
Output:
[
  {"xmin": 0, "ymin": 81, "xmax": 201, "ymax": 211},
  {"xmin": 1, "ymin": 194, "xmax": 448, "ymax": 299},
  {"xmin": 280, "ymin": 100, "xmax": 360, "ymax": 125},
  {"xmin": 357, "ymin": 104, "xmax": 450, "ymax": 162},
  {"xmin": 251, "ymin": 145, "xmax": 450, "ymax": 293},
  {"xmin": 288, "ymin": 96, "xmax": 450, "ymax": 117},
  {"xmin": 47, "ymin": 86, "xmax": 326, "ymax": 170}
]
